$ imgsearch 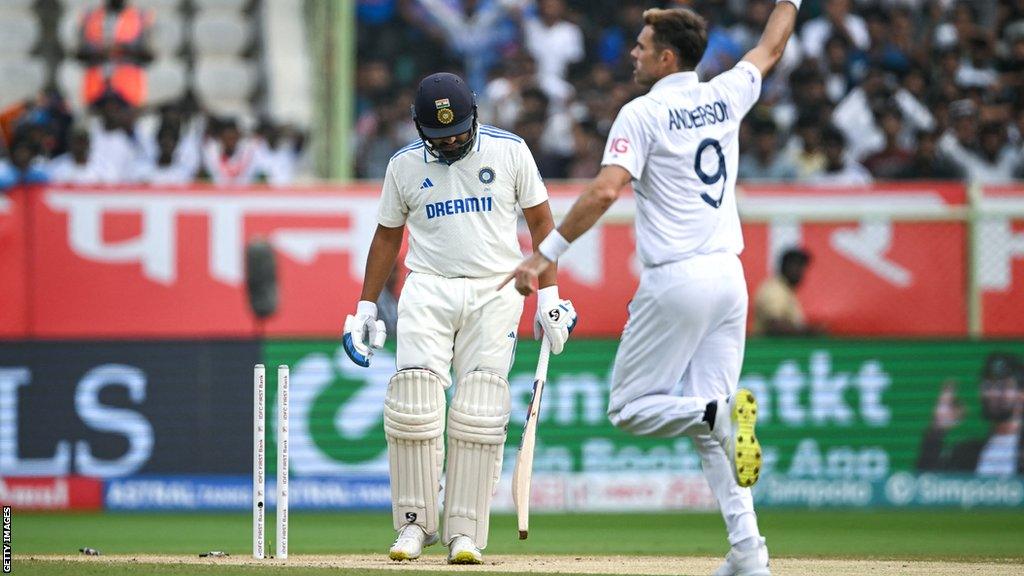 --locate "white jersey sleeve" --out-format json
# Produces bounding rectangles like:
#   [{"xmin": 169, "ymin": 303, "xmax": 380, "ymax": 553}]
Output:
[
  {"xmin": 601, "ymin": 101, "xmax": 653, "ymax": 180},
  {"xmin": 377, "ymin": 160, "xmax": 408, "ymax": 228},
  {"xmin": 709, "ymin": 60, "xmax": 763, "ymax": 118},
  {"xmin": 514, "ymin": 140, "xmax": 549, "ymax": 209}
]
